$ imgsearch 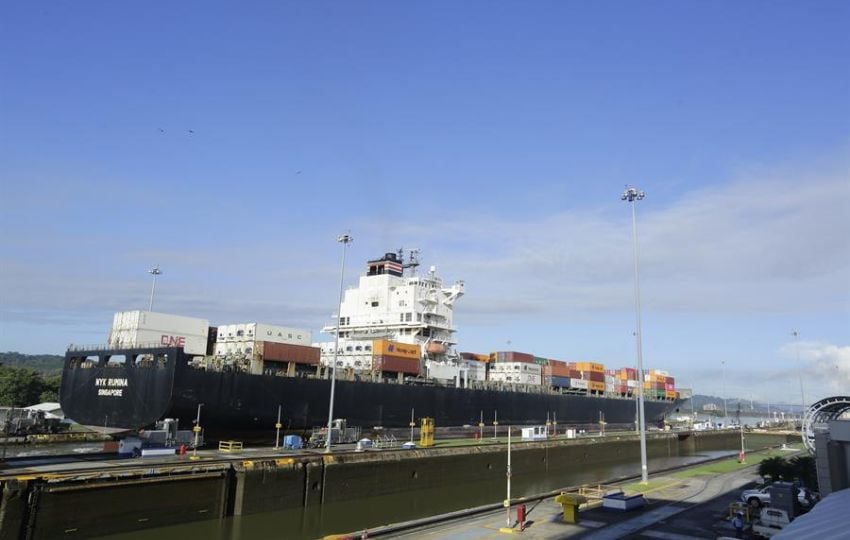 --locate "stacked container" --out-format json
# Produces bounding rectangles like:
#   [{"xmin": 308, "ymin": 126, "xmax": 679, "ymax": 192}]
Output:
[
  {"xmin": 643, "ymin": 369, "xmax": 670, "ymax": 400},
  {"xmin": 570, "ymin": 361, "xmax": 606, "ymax": 393},
  {"xmin": 460, "ymin": 352, "xmax": 490, "ymax": 363},
  {"xmin": 372, "ymin": 339, "xmax": 420, "ymax": 375},
  {"xmin": 543, "ymin": 359, "xmax": 571, "ymax": 388},
  {"xmin": 488, "ymin": 362, "xmax": 541, "ymax": 385},
  {"xmin": 109, "ymin": 311, "xmax": 210, "ymax": 355},
  {"xmin": 491, "ymin": 351, "xmax": 535, "ymax": 363},
  {"xmin": 611, "ymin": 367, "xmax": 639, "ymax": 396}
]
